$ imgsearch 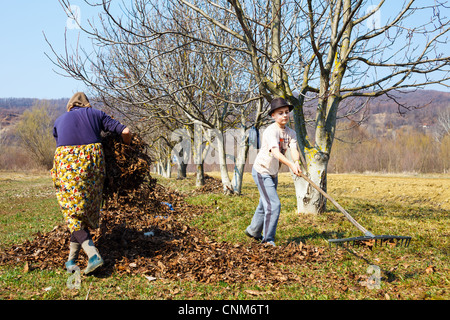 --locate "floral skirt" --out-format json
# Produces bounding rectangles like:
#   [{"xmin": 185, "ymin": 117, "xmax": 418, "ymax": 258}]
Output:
[{"xmin": 50, "ymin": 143, "xmax": 105, "ymax": 233}]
